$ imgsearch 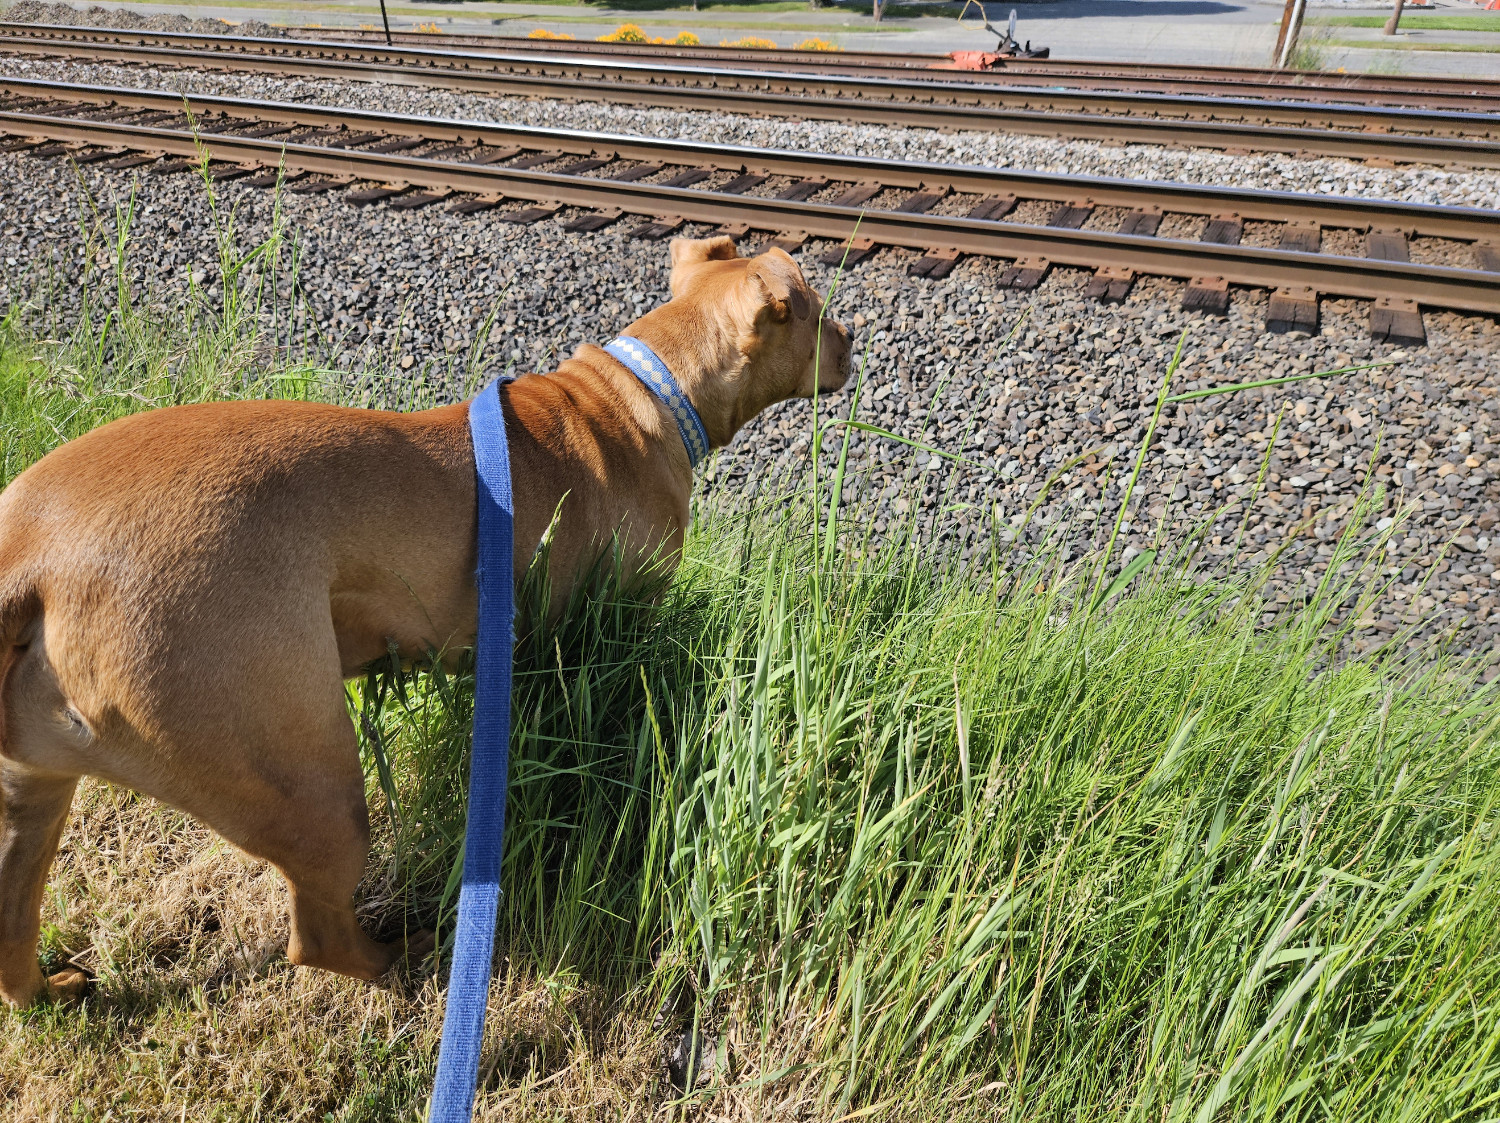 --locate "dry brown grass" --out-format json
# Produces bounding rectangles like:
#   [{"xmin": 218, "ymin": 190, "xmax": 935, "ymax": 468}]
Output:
[
  {"xmin": 1, "ymin": 781, "xmax": 677, "ymax": 1121},
  {"xmin": 2, "ymin": 780, "xmax": 900, "ymax": 1120}
]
